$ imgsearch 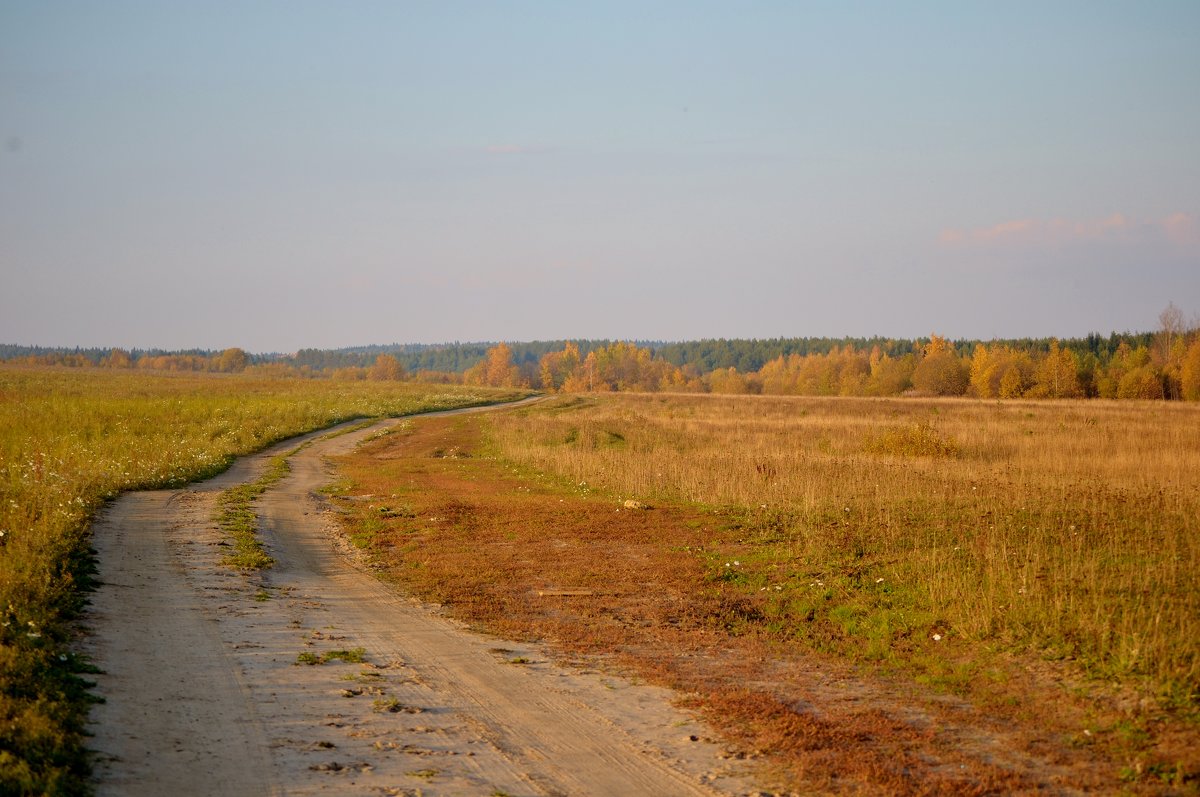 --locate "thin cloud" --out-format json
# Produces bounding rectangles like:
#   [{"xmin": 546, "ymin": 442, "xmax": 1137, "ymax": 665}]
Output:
[{"xmin": 939, "ymin": 212, "xmax": 1197, "ymax": 248}]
